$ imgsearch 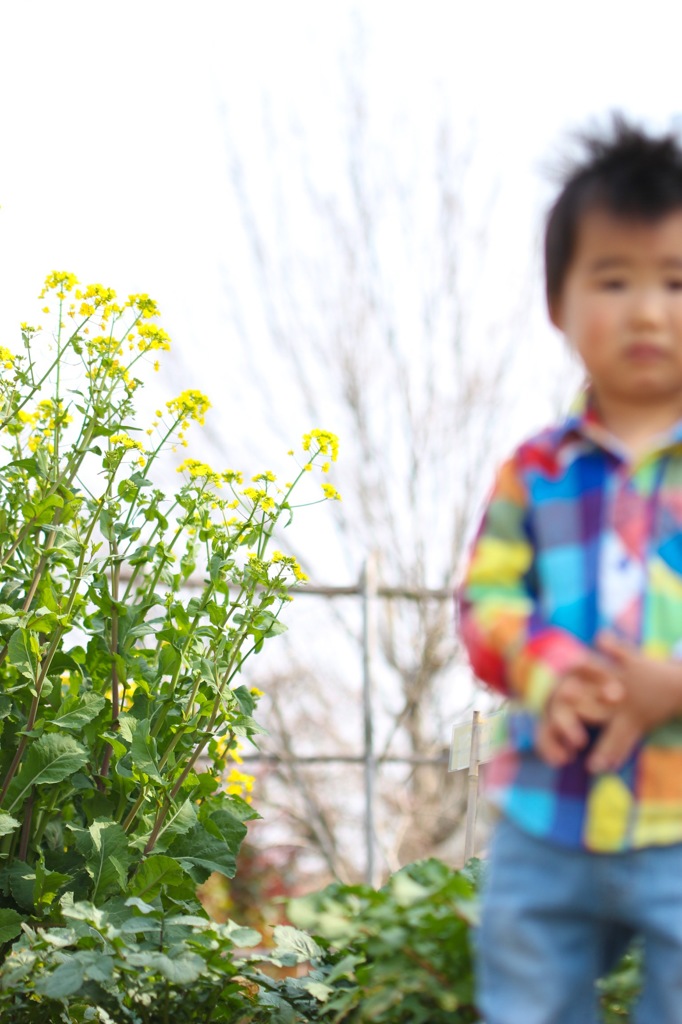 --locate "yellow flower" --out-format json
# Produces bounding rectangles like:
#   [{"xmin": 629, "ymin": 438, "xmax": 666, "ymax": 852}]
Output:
[
  {"xmin": 166, "ymin": 389, "xmax": 211, "ymax": 425},
  {"xmin": 176, "ymin": 458, "xmax": 221, "ymax": 486},
  {"xmin": 225, "ymin": 767, "xmax": 255, "ymax": 798},
  {"xmin": 40, "ymin": 271, "xmax": 79, "ymax": 298},
  {"xmin": 302, "ymin": 429, "xmax": 339, "ymax": 461},
  {"xmin": 127, "ymin": 292, "xmax": 159, "ymax": 319},
  {"xmin": 269, "ymin": 551, "xmax": 309, "ymax": 582},
  {"xmin": 109, "ymin": 433, "xmax": 144, "ymax": 452},
  {"xmin": 84, "ymin": 283, "xmax": 116, "ymax": 302},
  {"xmin": 241, "ymin": 487, "xmax": 275, "ymax": 513},
  {"xmin": 36, "ymin": 399, "xmax": 72, "ymax": 429},
  {"xmin": 137, "ymin": 323, "xmax": 171, "ymax": 352},
  {"xmin": 321, "ymin": 482, "xmax": 342, "ymax": 501}
]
